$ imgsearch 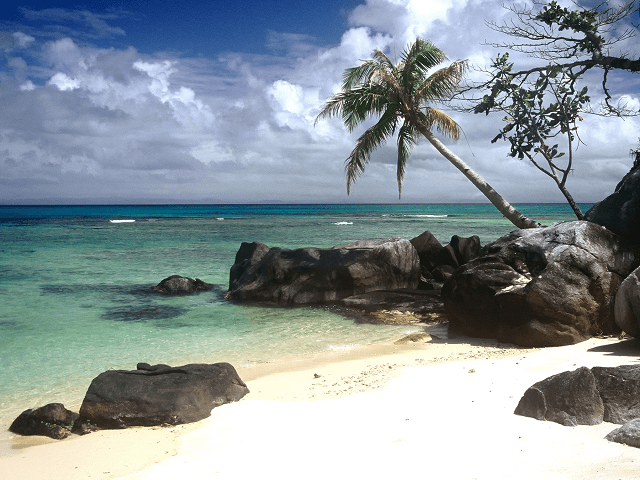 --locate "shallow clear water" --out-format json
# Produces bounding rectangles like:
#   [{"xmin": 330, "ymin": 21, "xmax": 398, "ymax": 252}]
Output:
[{"xmin": 0, "ymin": 203, "xmax": 587, "ymax": 426}]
